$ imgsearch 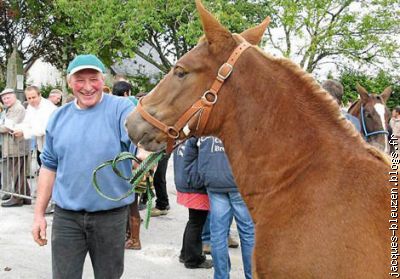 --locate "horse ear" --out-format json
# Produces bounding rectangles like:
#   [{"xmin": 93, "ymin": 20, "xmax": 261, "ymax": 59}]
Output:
[
  {"xmin": 195, "ymin": 0, "xmax": 232, "ymax": 46},
  {"xmin": 240, "ymin": 17, "xmax": 271, "ymax": 45},
  {"xmin": 356, "ymin": 83, "xmax": 370, "ymax": 104},
  {"xmin": 380, "ymin": 86, "xmax": 392, "ymax": 103}
]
